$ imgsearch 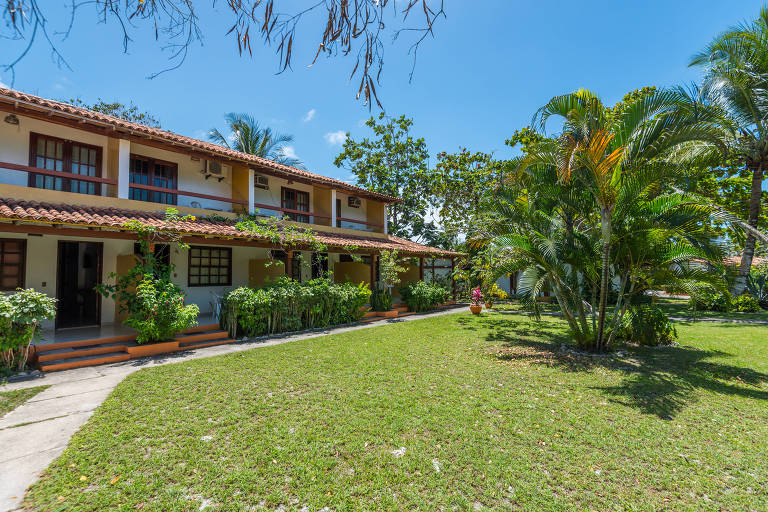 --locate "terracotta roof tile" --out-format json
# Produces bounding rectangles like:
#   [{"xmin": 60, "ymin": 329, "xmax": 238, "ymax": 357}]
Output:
[
  {"xmin": 0, "ymin": 197, "xmax": 460, "ymax": 257},
  {"xmin": 0, "ymin": 87, "xmax": 400, "ymax": 204}
]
